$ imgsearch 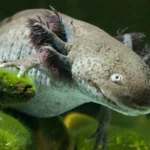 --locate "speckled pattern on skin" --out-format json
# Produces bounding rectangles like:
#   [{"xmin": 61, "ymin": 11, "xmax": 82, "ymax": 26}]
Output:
[{"xmin": 0, "ymin": 9, "xmax": 150, "ymax": 117}]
